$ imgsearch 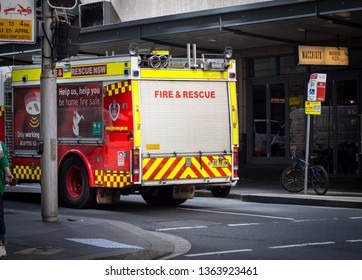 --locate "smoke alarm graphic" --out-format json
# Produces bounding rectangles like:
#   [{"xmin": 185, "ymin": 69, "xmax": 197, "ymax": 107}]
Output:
[{"xmin": 24, "ymin": 91, "xmax": 40, "ymax": 128}]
